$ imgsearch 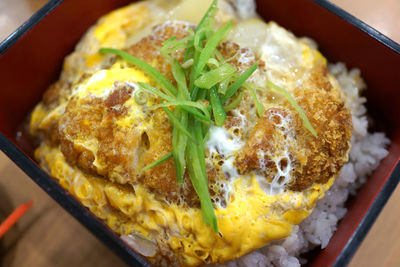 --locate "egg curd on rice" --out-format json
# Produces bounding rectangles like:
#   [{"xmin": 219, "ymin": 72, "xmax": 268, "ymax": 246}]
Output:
[{"xmin": 29, "ymin": 0, "xmax": 389, "ymax": 266}]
